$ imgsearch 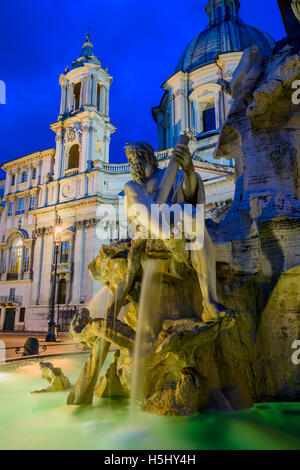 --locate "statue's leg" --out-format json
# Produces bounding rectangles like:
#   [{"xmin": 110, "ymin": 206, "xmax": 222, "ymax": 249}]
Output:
[
  {"xmin": 67, "ymin": 338, "xmax": 109, "ymax": 405},
  {"xmin": 191, "ymin": 227, "xmax": 235, "ymax": 323},
  {"xmin": 190, "ymin": 228, "xmax": 220, "ymax": 322}
]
